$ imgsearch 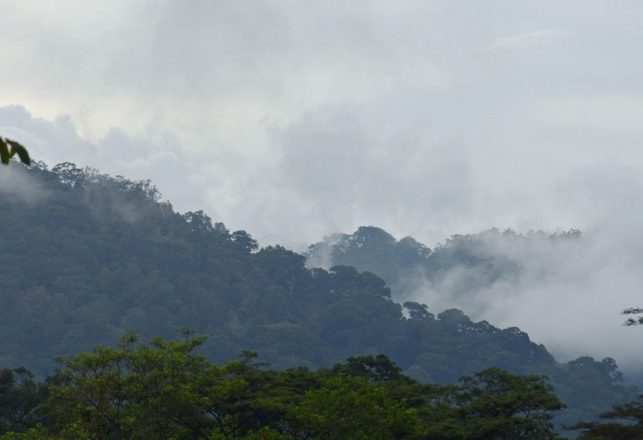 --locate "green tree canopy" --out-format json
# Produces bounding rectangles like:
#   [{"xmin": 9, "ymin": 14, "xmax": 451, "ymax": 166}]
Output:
[{"xmin": 0, "ymin": 334, "xmax": 565, "ymax": 440}]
